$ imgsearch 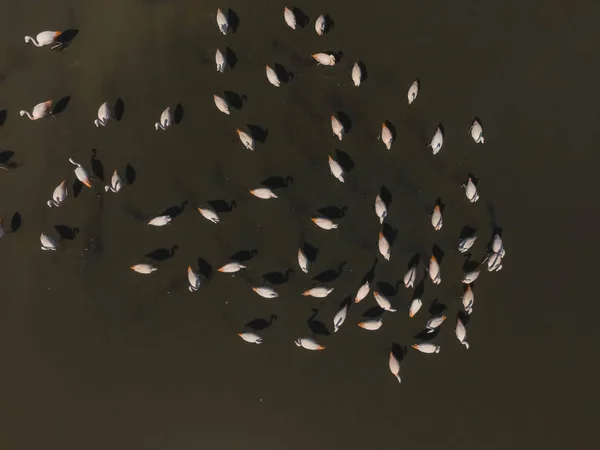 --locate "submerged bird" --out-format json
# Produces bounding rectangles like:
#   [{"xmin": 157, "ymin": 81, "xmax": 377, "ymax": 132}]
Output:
[
  {"xmin": 425, "ymin": 315, "xmax": 447, "ymax": 333},
  {"xmin": 213, "ymin": 94, "xmax": 230, "ymax": 115},
  {"xmin": 351, "ymin": 62, "xmax": 362, "ymax": 87},
  {"xmin": 294, "ymin": 337, "xmax": 325, "ymax": 351},
  {"xmin": 302, "ymin": 287, "xmax": 334, "ymax": 298},
  {"xmin": 147, "ymin": 215, "xmax": 172, "ymax": 227},
  {"xmin": 378, "ymin": 232, "xmax": 391, "ymax": 260},
  {"xmin": 312, "ymin": 53, "xmax": 336, "ymax": 66},
  {"xmin": 462, "ymin": 284, "xmax": 475, "ymax": 314},
  {"xmin": 431, "ymin": 204, "xmax": 443, "ymax": 231},
  {"xmin": 429, "ymin": 126, "xmax": 444, "ymax": 154},
  {"xmin": 68, "ymin": 158, "xmax": 92, "ymax": 188},
  {"xmin": 47, "ymin": 180, "xmax": 67, "ymax": 207},
  {"xmin": 197, "ymin": 206, "xmax": 220, "ymax": 224},
  {"xmin": 311, "ymin": 217, "xmax": 338, "ymax": 230},
  {"xmin": 215, "ymin": 48, "xmax": 227, "ymax": 72},
  {"xmin": 328, "ymin": 155, "xmax": 344, "ymax": 182},
  {"xmin": 403, "ymin": 266, "xmax": 417, "ymax": 288},
  {"xmin": 355, "ymin": 281, "xmax": 370, "ymax": 303},
  {"xmin": 381, "ymin": 123, "xmax": 393, "ymax": 150},
  {"xmin": 24, "ymin": 31, "xmax": 62, "ymax": 49},
  {"xmin": 252, "ymin": 286, "xmax": 279, "ymax": 298},
  {"xmin": 469, "ymin": 119, "xmax": 485, "ymax": 144},
  {"xmin": 315, "ymin": 14, "xmax": 326, "ymax": 35},
  {"xmin": 297, "ymin": 248, "xmax": 309, "ymax": 273},
  {"xmin": 94, "ymin": 101, "xmax": 111, "ymax": 127},
  {"xmin": 187, "ymin": 266, "xmax": 201, "ymax": 292},
  {"xmin": 462, "ymin": 177, "xmax": 479, "ymax": 202},
  {"xmin": 154, "ymin": 107, "xmax": 173, "ymax": 131},
  {"xmin": 407, "ymin": 80, "xmax": 419, "ymax": 105},
  {"xmin": 104, "ymin": 170, "xmax": 123, "ymax": 193},
  {"xmin": 20, "ymin": 100, "xmax": 53, "ymax": 120},
  {"xmin": 130, "ymin": 263, "xmax": 157, "ymax": 274},
  {"xmin": 428, "ymin": 255, "xmax": 441, "ymax": 285},
  {"xmin": 266, "ymin": 65, "xmax": 281, "ymax": 87},
  {"xmin": 388, "ymin": 352, "xmax": 402, "ymax": 383},
  {"xmin": 218, "ymin": 262, "xmax": 246, "ymax": 273},
  {"xmin": 374, "ymin": 195, "xmax": 387, "ymax": 224},
  {"xmin": 459, "ymin": 235, "xmax": 477, "ymax": 253},
  {"xmin": 40, "ymin": 233, "xmax": 58, "ymax": 251},
  {"xmin": 409, "ymin": 298, "xmax": 423, "ymax": 318},
  {"xmin": 412, "ymin": 342, "xmax": 440, "ymax": 354},
  {"xmin": 216, "ymin": 8, "xmax": 229, "ymax": 35},
  {"xmin": 358, "ymin": 318, "xmax": 383, "ymax": 330},
  {"xmin": 331, "ymin": 115, "xmax": 344, "ymax": 140},
  {"xmin": 455, "ymin": 318, "xmax": 470, "ymax": 349},
  {"xmin": 239, "ymin": 332, "xmax": 262, "ymax": 344},
  {"xmin": 237, "ymin": 129, "xmax": 255, "ymax": 150},
  {"xmin": 333, "ymin": 304, "xmax": 348, "ymax": 332},
  {"xmin": 462, "ymin": 270, "xmax": 480, "ymax": 284},
  {"xmin": 283, "ymin": 7, "xmax": 297, "ymax": 29},
  {"xmin": 250, "ymin": 187, "xmax": 278, "ymax": 199},
  {"xmin": 373, "ymin": 291, "xmax": 397, "ymax": 312}
]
